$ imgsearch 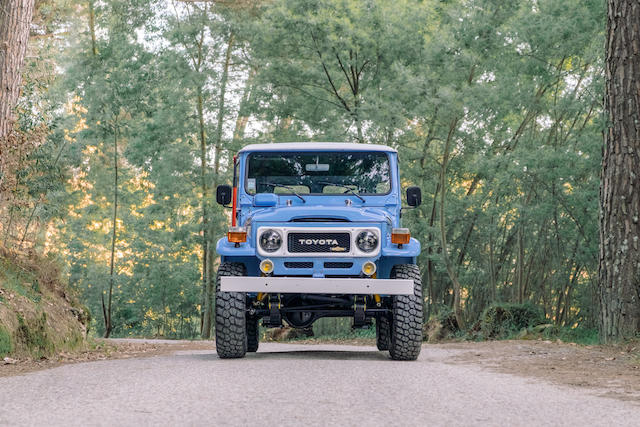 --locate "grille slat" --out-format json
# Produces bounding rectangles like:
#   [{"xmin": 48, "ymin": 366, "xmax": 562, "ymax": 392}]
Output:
[
  {"xmin": 288, "ymin": 232, "xmax": 350, "ymax": 253},
  {"xmin": 284, "ymin": 262, "xmax": 313, "ymax": 269},
  {"xmin": 324, "ymin": 262, "xmax": 354, "ymax": 269}
]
